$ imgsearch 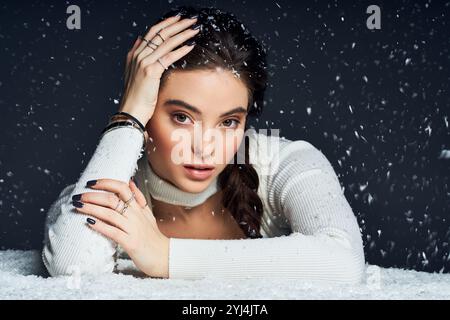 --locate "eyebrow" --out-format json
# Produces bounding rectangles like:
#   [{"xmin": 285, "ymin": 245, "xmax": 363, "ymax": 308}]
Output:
[{"xmin": 163, "ymin": 99, "xmax": 248, "ymax": 117}]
